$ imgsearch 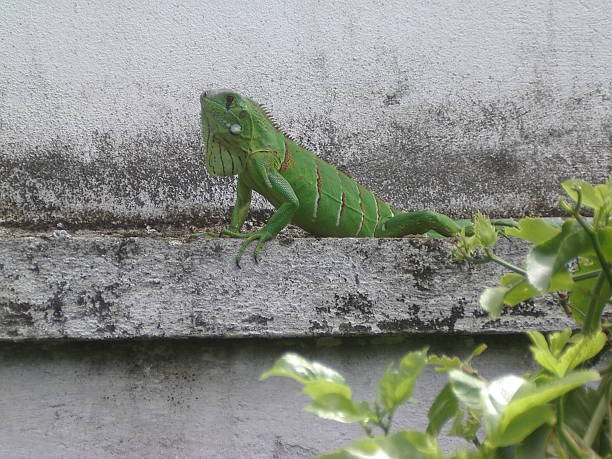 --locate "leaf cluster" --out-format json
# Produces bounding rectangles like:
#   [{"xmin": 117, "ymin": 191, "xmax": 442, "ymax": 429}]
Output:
[
  {"xmin": 261, "ymin": 178, "xmax": 611, "ymax": 458},
  {"xmin": 456, "ymin": 178, "xmax": 611, "ymax": 335}
]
